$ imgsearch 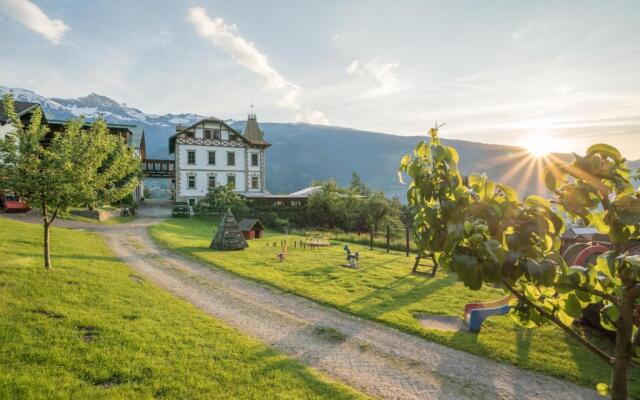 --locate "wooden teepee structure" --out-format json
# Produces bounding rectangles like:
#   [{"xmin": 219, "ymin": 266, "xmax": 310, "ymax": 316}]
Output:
[{"xmin": 209, "ymin": 209, "xmax": 248, "ymax": 251}]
